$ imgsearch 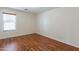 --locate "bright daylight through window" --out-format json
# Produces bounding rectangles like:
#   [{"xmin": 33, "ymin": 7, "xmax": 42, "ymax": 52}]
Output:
[{"xmin": 3, "ymin": 13, "xmax": 16, "ymax": 31}]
